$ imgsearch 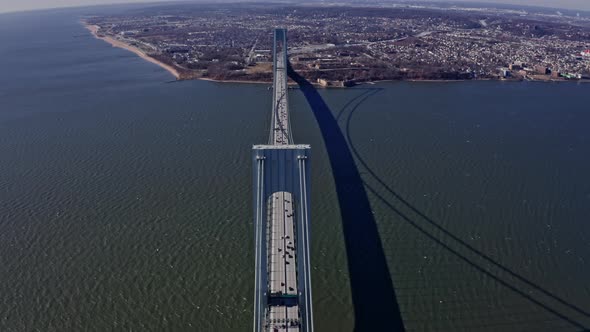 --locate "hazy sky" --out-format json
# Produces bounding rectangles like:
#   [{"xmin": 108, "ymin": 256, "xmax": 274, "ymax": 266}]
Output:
[{"xmin": 1, "ymin": 0, "xmax": 590, "ymax": 14}]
